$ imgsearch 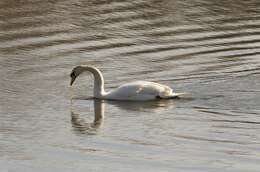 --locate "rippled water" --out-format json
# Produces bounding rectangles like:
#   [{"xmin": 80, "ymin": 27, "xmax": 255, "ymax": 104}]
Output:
[{"xmin": 1, "ymin": 0, "xmax": 260, "ymax": 171}]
